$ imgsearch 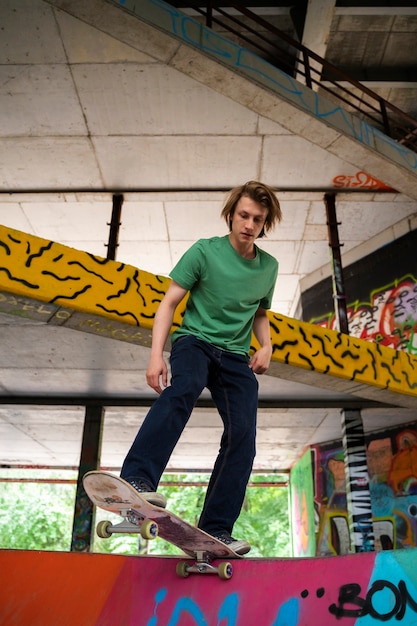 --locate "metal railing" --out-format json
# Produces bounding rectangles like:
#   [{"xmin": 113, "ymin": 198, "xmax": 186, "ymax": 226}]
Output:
[{"xmin": 178, "ymin": 1, "xmax": 417, "ymax": 153}]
